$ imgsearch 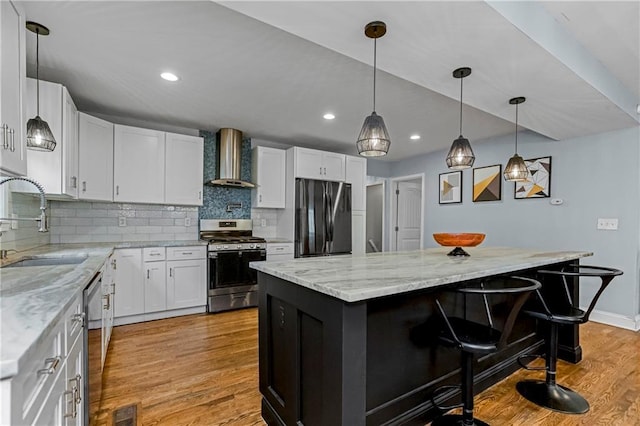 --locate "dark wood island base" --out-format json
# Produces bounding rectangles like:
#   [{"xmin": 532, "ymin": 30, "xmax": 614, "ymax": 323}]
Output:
[{"xmin": 253, "ymin": 249, "xmax": 589, "ymax": 425}]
